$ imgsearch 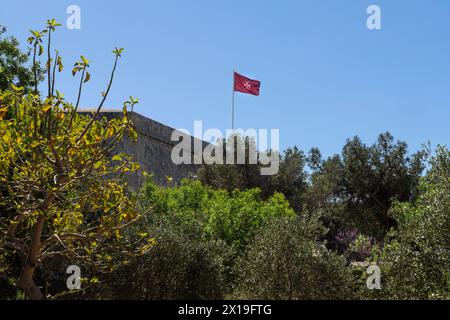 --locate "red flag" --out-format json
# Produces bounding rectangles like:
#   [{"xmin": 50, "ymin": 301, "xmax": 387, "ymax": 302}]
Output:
[{"xmin": 234, "ymin": 72, "xmax": 261, "ymax": 96}]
